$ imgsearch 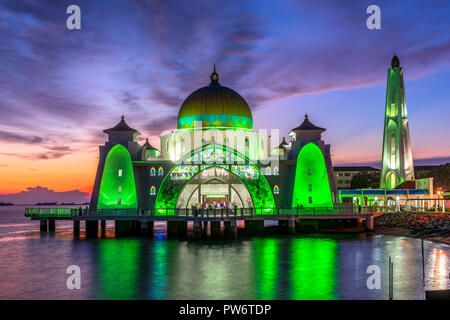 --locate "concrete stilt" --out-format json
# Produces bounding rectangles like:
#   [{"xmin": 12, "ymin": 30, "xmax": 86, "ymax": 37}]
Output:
[
  {"xmin": 252, "ymin": 220, "xmax": 264, "ymax": 233},
  {"xmin": 167, "ymin": 221, "xmax": 178, "ymax": 238},
  {"xmin": 278, "ymin": 220, "xmax": 288, "ymax": 233},
  {"xmin": 115, "ymin": 220, "xmax": 128, "ymax": 237},
  {"xmin": 366, "ymin": 215, "xmax": 374, "ymax": 231},
  {"xmin": 73, "ymin": 220, "xmax": 80, "ymax": 239},
  {"xmin": 86, "ymin": 220, "xmax": 98, "ymax": 238},
  {"xmin": 288, "ymin": 216, "xmax": 296, "ymax": 234},
  {"xmin": 224, "ymin": 221, "xmax": 231, "ymax": 238},
  {"xmin": 244, "ymin": 220, "xmax": 253, "ymax": 234},
  {"xmin": 40, "ymin": 220, "xmax": 48, "ymax": 232},
  {"xmin": 176, "ymin": 221, "xmax": 187, "ymax": 239},
  {"xmin": 230, "ymin": 219, "xmax": 237, "ymax": 240},
  {"xmin": 210, "ymin": 221, "xmax": 221, "ymax": 239},
  {"xmin": 129, "ymin": 220, "xmax": 140, "ymax": 237},
  {"xmin": 100, "ymin": 220, "xmax": 106, "ymax": 238},
  {"xmin": 193, "ymin": 220, "xmax": 202, "ymax": 240},
  {"xmin": 48, "ymin": 219, "xmax": 55, "ymax": 232},
  {"xmin": 202, "ymin": 221, "xmax": 208, "ymax": 236}
]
